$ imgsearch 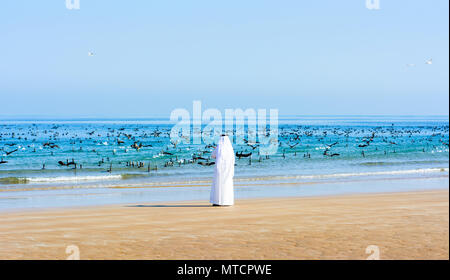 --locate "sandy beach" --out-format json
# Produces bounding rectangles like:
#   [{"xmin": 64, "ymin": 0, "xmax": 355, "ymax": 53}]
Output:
[{"xmin": 0, "ymin": 189, "xmax": 448, "ymax": 260}]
